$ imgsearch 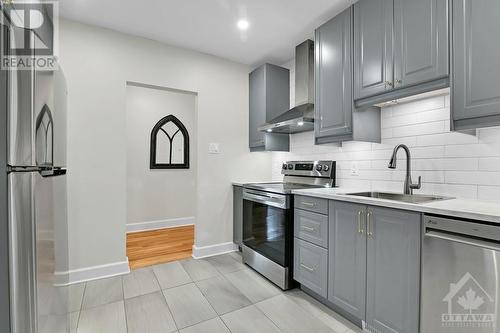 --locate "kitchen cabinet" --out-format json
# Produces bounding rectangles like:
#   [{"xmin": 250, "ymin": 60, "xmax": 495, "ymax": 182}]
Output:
[
  {"xmin": 249, "ymin": 63, "xmax": 290, "ymax": 151},
  {"xmin": 328, "ymin": 201, "xmax": 366, "ymax": 325},
  {"xmin": 365, "ymin": 206, "xmax": 420, "ymax": 333},
  {"xmin": 233, "ymin": 185, "xmax": 243, "ymax": 248},
  {"xmin": 393, "ymin": 0, "xmax": 449, "ymax": 89},
  {"xmin": 353, "ymin": 0, "xmax": 393, "ymax": 100},
  {"xmin": 294, "ymin": 238, "xmax": 328, "ymax": 298},
  {"xmin": 451, "ymin": 0, "xmax": 500, "ymax": 130},
  {"xmin": 315, "ymin": 6, "xmax": 381, "ymax": 144},
  {"xmin": 293, "ymin": 198, "xmax": 421, "ymax": 333},
  {"xmin": 353, "ymin": 0, "xmax": 449, "ymax": 107}
]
